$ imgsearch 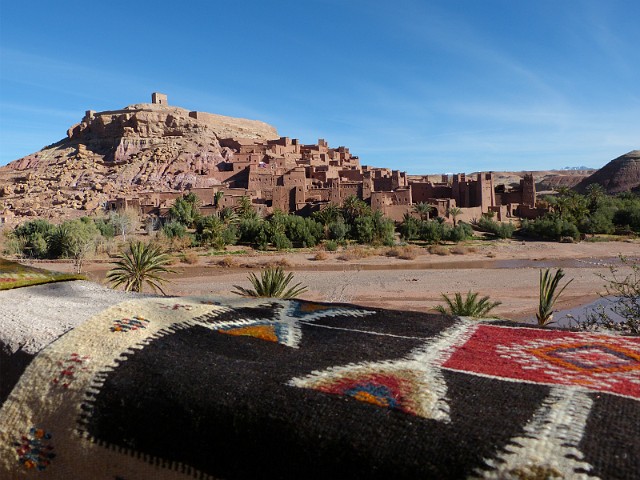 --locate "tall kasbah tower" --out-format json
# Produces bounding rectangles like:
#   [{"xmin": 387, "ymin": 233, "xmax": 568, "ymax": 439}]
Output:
[
  {"xmin": 477, "ymin": 173, "xmax": 496, "ymax": 212},
  {"xmin": 452, "ymin": 174, "xmax": 465, "ymax": 207},
  {"xmin": 362, "ymin": 172, "xmax": 373, "ymax": 200},
  {"xmin": 521, "ymin": 173, "xmax": 536, "ymax": 207}
]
